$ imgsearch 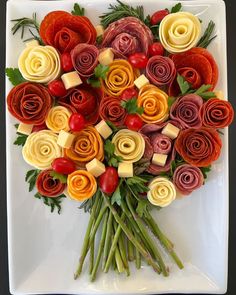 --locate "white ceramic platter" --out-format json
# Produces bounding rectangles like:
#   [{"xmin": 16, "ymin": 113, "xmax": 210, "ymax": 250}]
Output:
[{"xmin": 6, "ymin": 0, "xmax": 228, "ymax": 294}]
